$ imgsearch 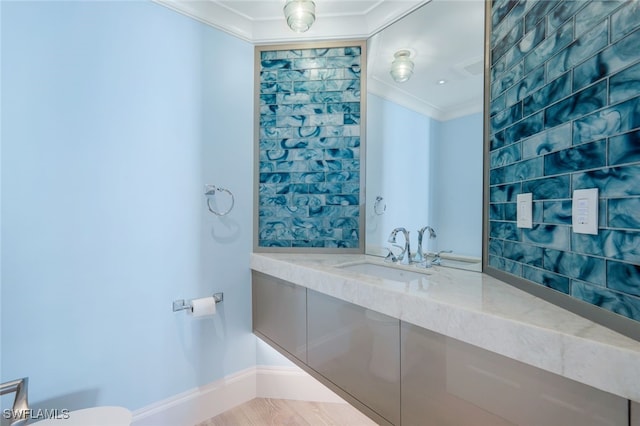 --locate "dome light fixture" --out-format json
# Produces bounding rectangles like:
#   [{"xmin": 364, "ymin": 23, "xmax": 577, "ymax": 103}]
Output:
[
  {"xmin": 284, "ymin": 0, "xmax": 316, "ymax": 33},
  {"xmin": 390, "ymin": 50, "xmax": 415, "ymax": 83}
]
